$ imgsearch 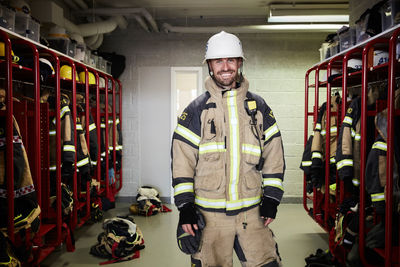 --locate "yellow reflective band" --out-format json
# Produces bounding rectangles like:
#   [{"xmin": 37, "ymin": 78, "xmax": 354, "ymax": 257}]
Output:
[
  {"xmin": 101, "ymin": 152, "xmax": 106, "ymax": 156},
  {"xmin": 337, "ymin": 159, "xmax": 353, "ymax": 170},
  {"xmin": 76, "ymin": 124, "xmax": 83, "ymax": 130},
  {"xmin": 49, "ymin": 166, "xmax": 56, "ymax": 171},
  {"xmin": 263, "ymin": 178, "xmax": 284, "ymax": 191},
  {"xmin": 312, "ymin": 152, "xmax": 322, "ymax": 159},
  {"xmin": 242, "ymin": 144, "xmax": 261, "ymax": 157},
  {"xmin": 116, "ymin": 118, "xmax": 120, "ymax": 124},
  {"xmin": 372, "ymin": 141, "xmax": 387, "ymax": 151},
  {"xmin": 52, "ymin": 106, "xmax": 71, "ymax": 125},
  {"xmin": 101, "ymin": 123, "xmax": 106, "ymax": 128},
  {"xmin": 321, "ymin": 130, "xmax": 326, "ymax": 136},
  {"xmin": 14, "ymin": 208, "xmax": 36, "ymax": 226},
  {"xmin": 92, "ymin": 161, "xmax": 97, "ymax": 165},
  {"xmin": 315, "ymin": 123, "xmax": 322, "ymax": 130},
  {"xmin": 355, "ymin": 134, "xmax": 361, "ymax": 141},
  {"xmin": 195, "ymin": 196, "xmax": 226, "ymax": 209},
  {"xmin": 352, "ymin": 179, "xmax": 360, "ymax": 186},
  {"xmin": 329, "ymin": 183, "xmax": 336, "ymax": 191},
  {"xmin": 302, "ymin": 161, "xmax": 312, "ymax": 167},
  {"xmin": 227, "ymin": 90, "xmax": 240, "ymax": 202},
  {"xmin": 77, "ymin": 157, "xmax": 89, "ymax": 167},
  {"xmin": 330, "ymin": 157, "xmax": 336, "ymax": 164},
  {"xmin": 49, "ymin": 130, "xmax": 56, "ymax": 136},
  {"xmin": 264, "ymin": 123, "xmax": 279, "ymax": 142},
  {"xmin": 331, "ymin": 126, "xmax": 337, "ymax": 134},
  {"xmin": 199, "ymin": 142, "xmax": 225, "ymax": 154},
  {"xmin": 343, "ymin": 116, "xmax": 353, "ymax": 125},
  {"xmin": 174, "ymin": 183, "xmax": 194, "ymax": 196},
  {"xmin": 108, "ymin": 119, "xmax": 114, "ymax": 124},
  {"xmin": 174, "ymin": 124, "xmax": 201, "ymax": 147},
  {"xmin": 63, "ymin": 145, "xmax": 75, "ymax": 152},
  {"xmin": 89, "ymin": 123, "xmax": 96, "ymax": 131},
  {"xmin": 371, "ymin": 193, "xmax": 385, "ymax": 202},
  {"xmin": 226, "ymin": 196, "xmax": 261, "ymax": 211},
  {"xmin": 351, "ymin": 128, "xmax": 356, "ymax": 137}
]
